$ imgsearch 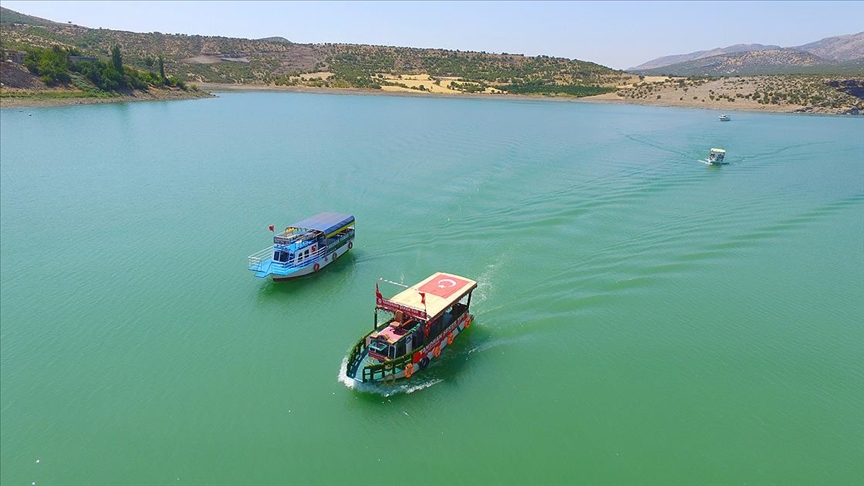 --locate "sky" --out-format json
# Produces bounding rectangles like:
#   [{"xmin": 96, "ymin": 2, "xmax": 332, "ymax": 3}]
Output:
[{"xmin": 3, "ymin": 1, "xmax": 863, "ymax": 69}]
